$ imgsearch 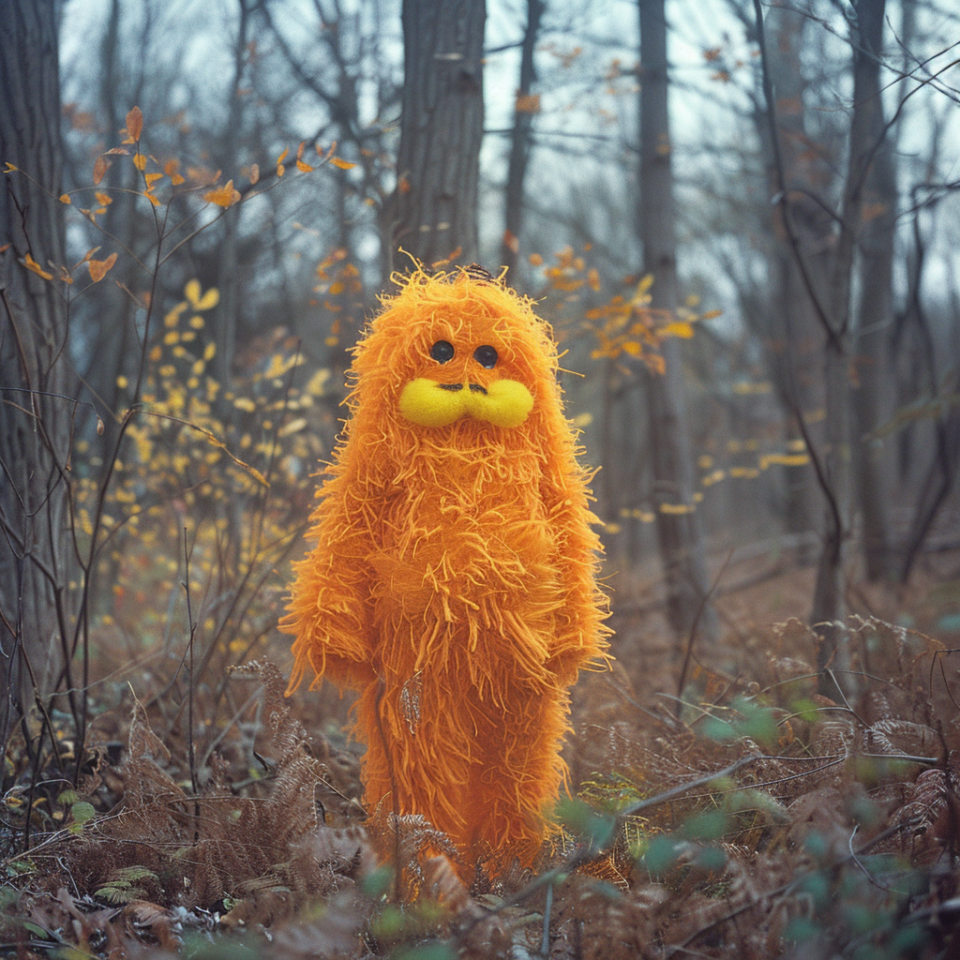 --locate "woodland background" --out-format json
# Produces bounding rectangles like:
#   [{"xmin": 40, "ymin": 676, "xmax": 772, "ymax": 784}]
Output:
[{"xmin": 2, "ymin": 0, "xmax": 960, "ymax": 957}]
